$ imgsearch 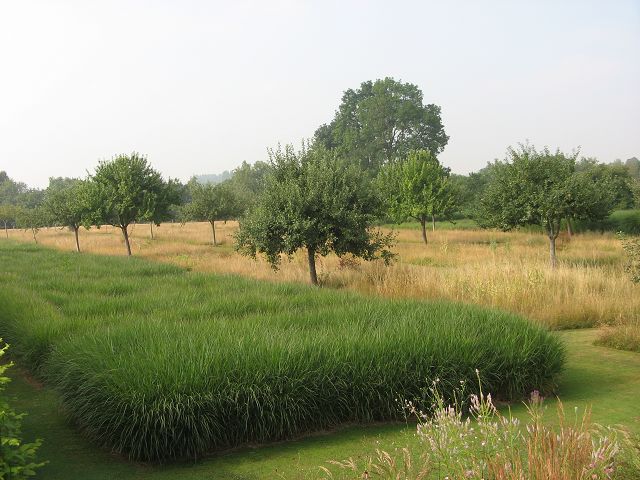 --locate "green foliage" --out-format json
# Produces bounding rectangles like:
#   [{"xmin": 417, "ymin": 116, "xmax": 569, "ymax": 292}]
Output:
[
  {"xmin": 183, "ymin": 181, "xmax": 240, "ymax": 245},
  {"xmin": 235, "ymin": 144, "xmax": 395, "ymax": 284},
  {"xmin": 43, "ymin": 179, "xmax": 95, "ymax": 251},
  {"xmin": 0, "ymin": 205, "xmax": 18, "ymax": 233},
  {"xmin": 0, "ymin": 172, "xmax": 28, "ymax": 206},
  {"xmin": 315, "ymin": 78, "xmax": 449, "ymax": 172},
  {"xmin": 574, "ymin": 209, "xmax": 640, "ymax": 234},
  {"xmin": 0, "ymin": 341, "xmax": 46, "ymax": 479},
  {"xmin": 449, "ymin": 164, "xmax": 498, "ymax": 219},
  {"xmin": 88, "ymin": 153, "xmax": 180, "ymax": 254},
  {"xmin": 0, "ymin": 242, "xmax": 565, "ymax": 461},
  {"xmin": 620, "ymin": 233, "xmax": 640, "ymax": 284},
  {"xmin": 90, "ymin": 153, "xmax": 177, "ymax": 228},
  {"xmin": 15, "ymin": 207, "xmax": 46, "ymax": 243},
  {"xmin": 576, "ymin": 158, "xmax": 635, "ymax": 209},
  {"xmin": 479, "ymin": 144, "xmax": 614, "ymax": 266},
  {"xmin": 227, "ymin": 160, "xmax": 271, "ymax": 209},
  {"xmin": 379, "ymin": 149, "xmax": 457, "ymax": 244}
]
